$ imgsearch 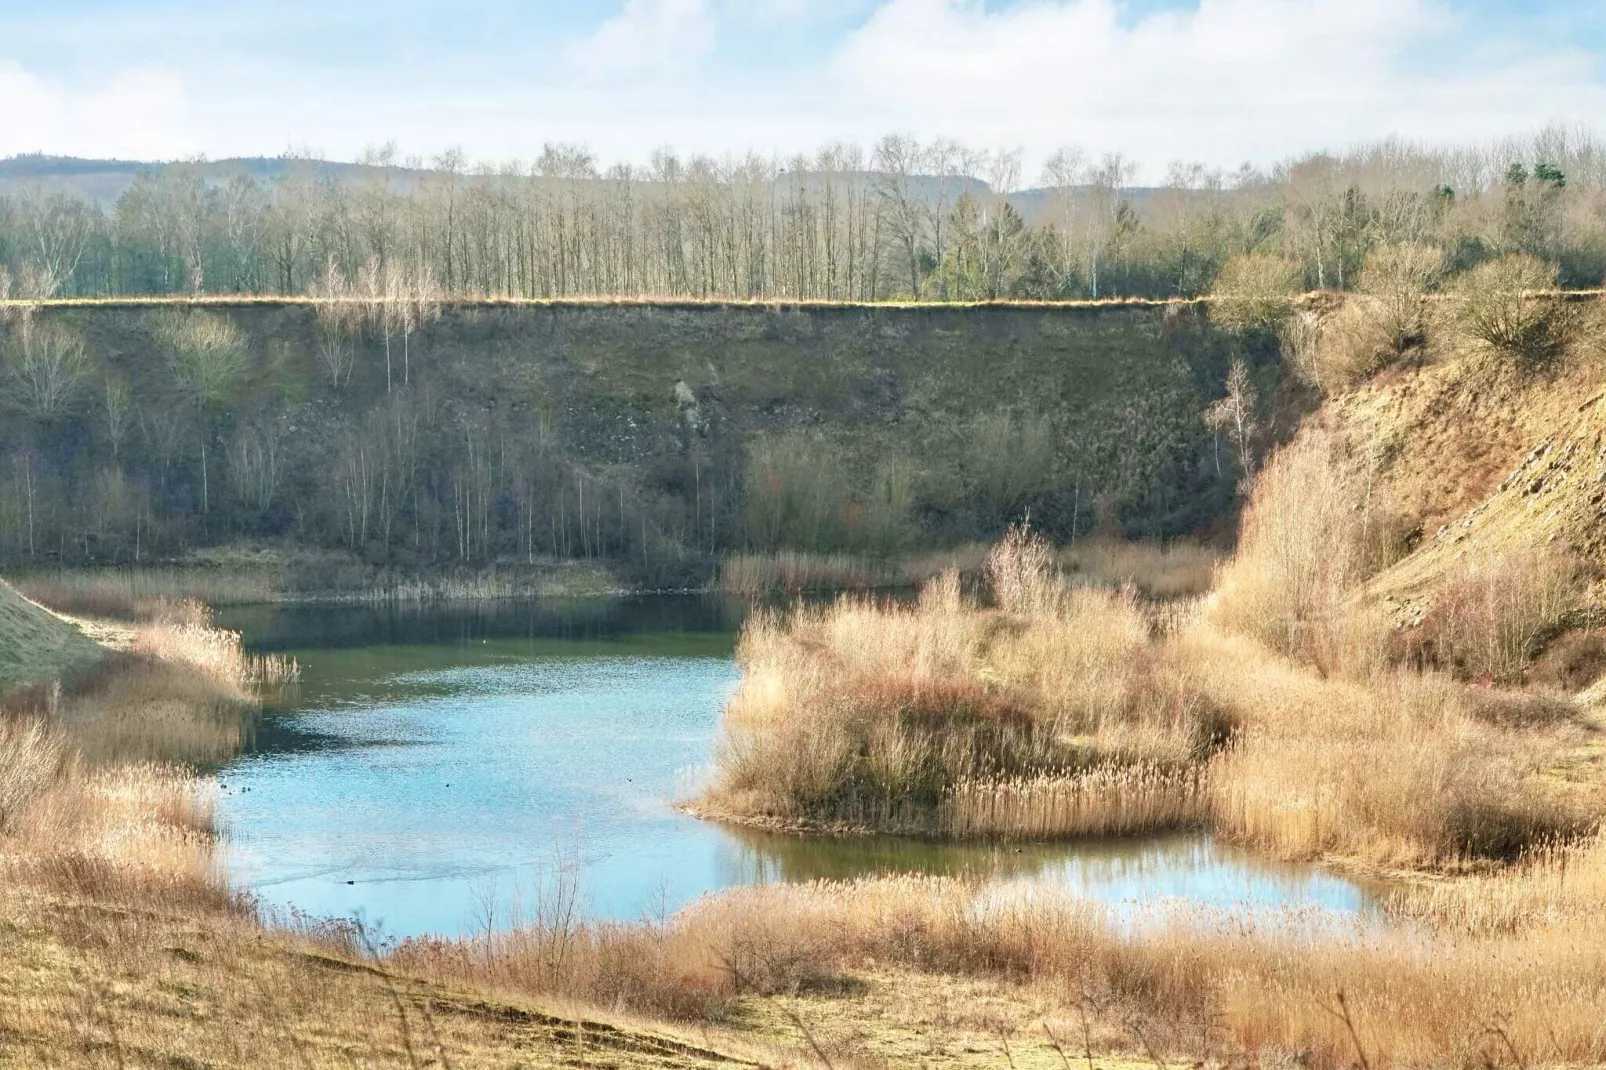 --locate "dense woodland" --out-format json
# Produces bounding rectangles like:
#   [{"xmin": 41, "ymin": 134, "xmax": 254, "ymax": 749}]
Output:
[
  {"xmin": 0, "ymin": 298, "xmax": 1237, "ymax": 578},
  {"xmin": 1, "ymin": 129, "xmax": 1603, "ymax": 577},
  {"xmin": 4, "ymin": 128, "xmax": 1606, "ymax": 305}
]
